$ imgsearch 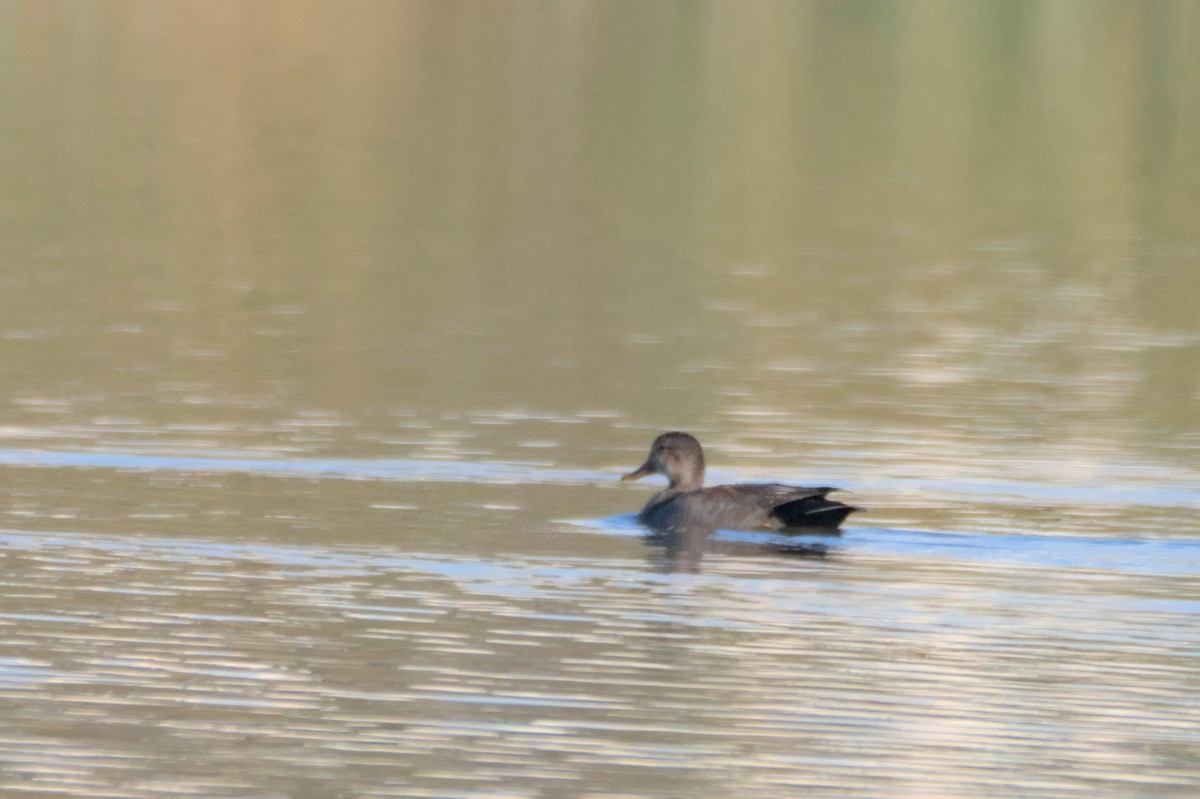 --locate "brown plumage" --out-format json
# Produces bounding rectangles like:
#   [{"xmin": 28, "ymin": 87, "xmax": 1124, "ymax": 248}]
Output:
[{"xmin": 621, "ymin": 432, "xmax": 860, "ymax": 533}]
